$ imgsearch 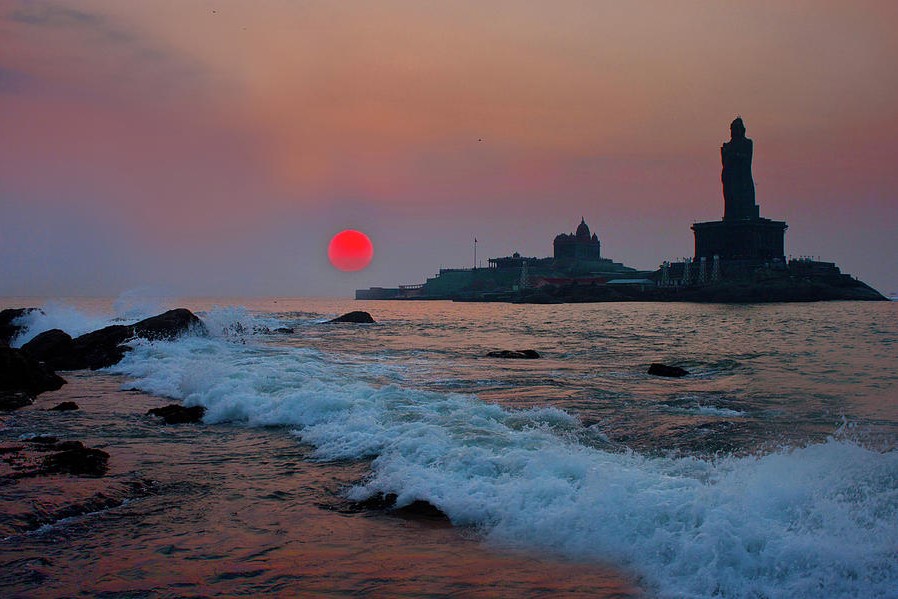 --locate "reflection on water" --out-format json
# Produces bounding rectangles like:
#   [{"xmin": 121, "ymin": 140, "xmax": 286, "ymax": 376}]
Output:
[
  {"xmin": 1, "ymin": 375, "xmax": 641, "ymax": 598},
  {"xmin": 1, "ymin": 297, "xmax": 896, "ymax": 597}
]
